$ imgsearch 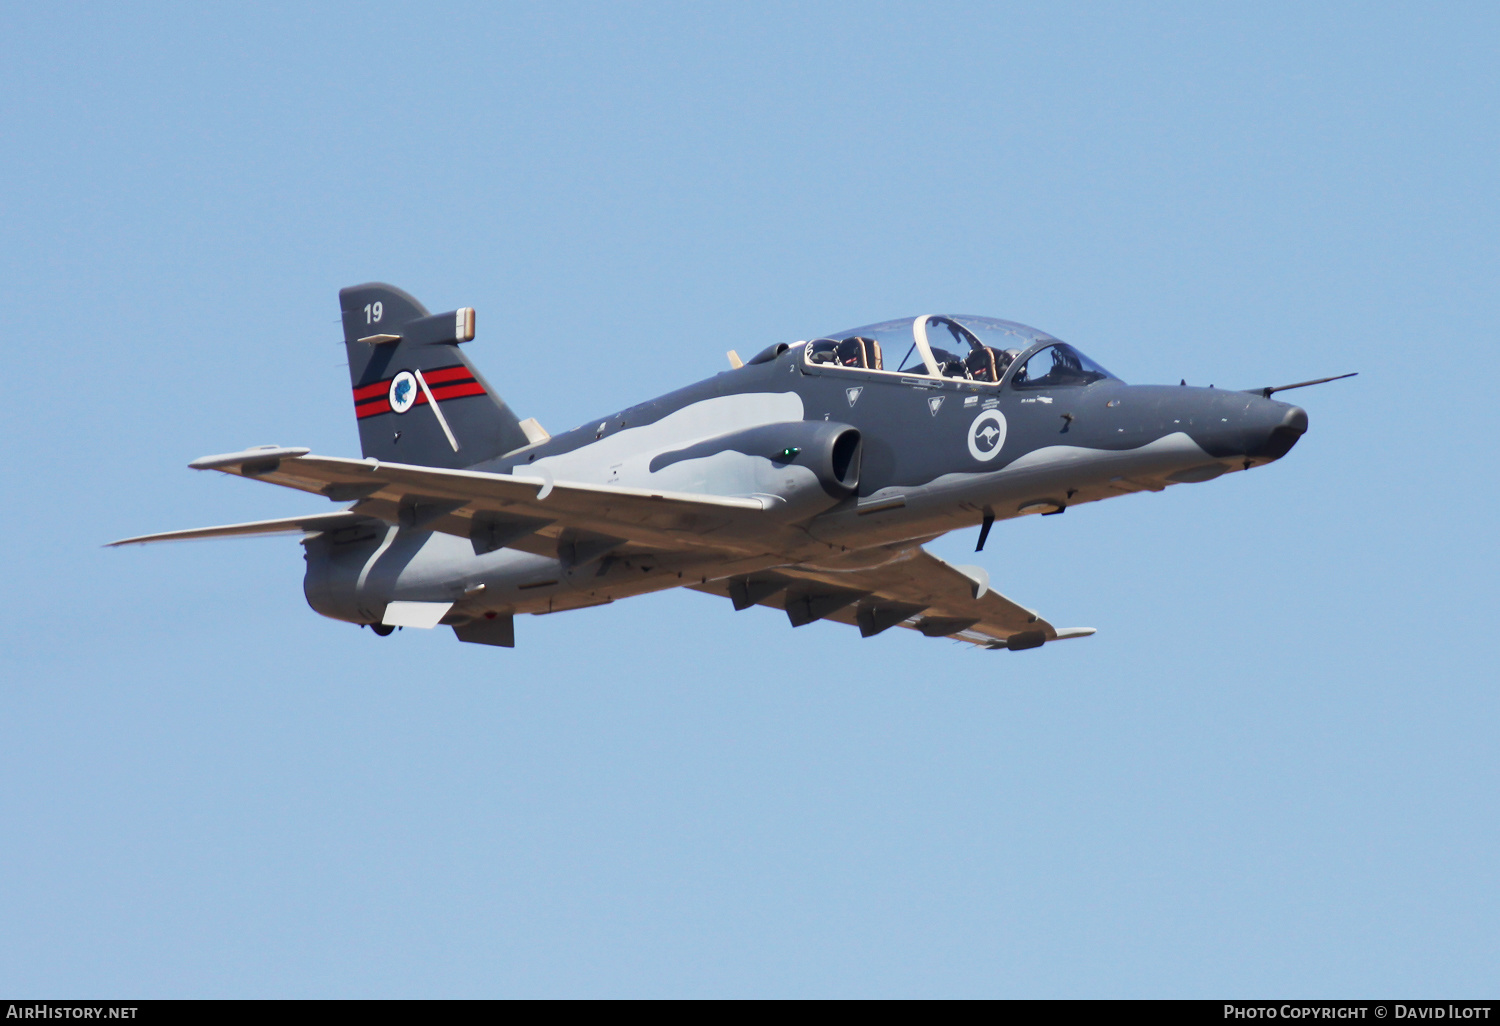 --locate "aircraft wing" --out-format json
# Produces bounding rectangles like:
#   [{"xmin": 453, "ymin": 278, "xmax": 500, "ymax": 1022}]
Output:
[
  {"xmin": 184, "ymin": 447, "xmax": 772, "ymax": 555},
  {"xmin": 693, "ymin": 548, "xmax": 1095, "ymax": 650}
]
